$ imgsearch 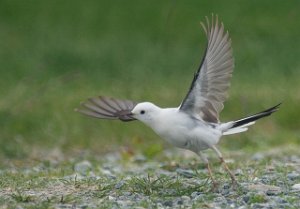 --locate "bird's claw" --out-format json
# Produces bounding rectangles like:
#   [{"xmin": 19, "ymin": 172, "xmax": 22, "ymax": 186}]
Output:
[
  {"xmin": 210, "ymin": 180, "xmax": 220, "ymax": 193},
  {"xmin": 231, "ymin": 179, "xmax": 239, "ymax": 190}
]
